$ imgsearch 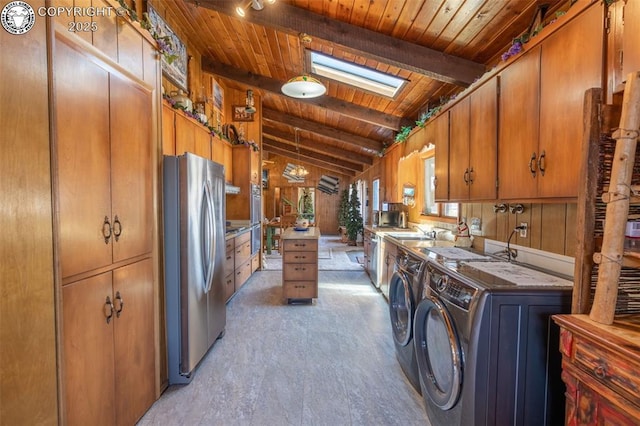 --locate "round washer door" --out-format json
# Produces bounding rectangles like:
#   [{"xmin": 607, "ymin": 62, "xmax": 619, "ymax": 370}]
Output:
[
  {"xmin": 413, "ymin": 295, "xmax": 463, "ymax": 410},
  {"xmin": 389, "ymin": 271, "xmax": 414, "ymax": 347}
]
